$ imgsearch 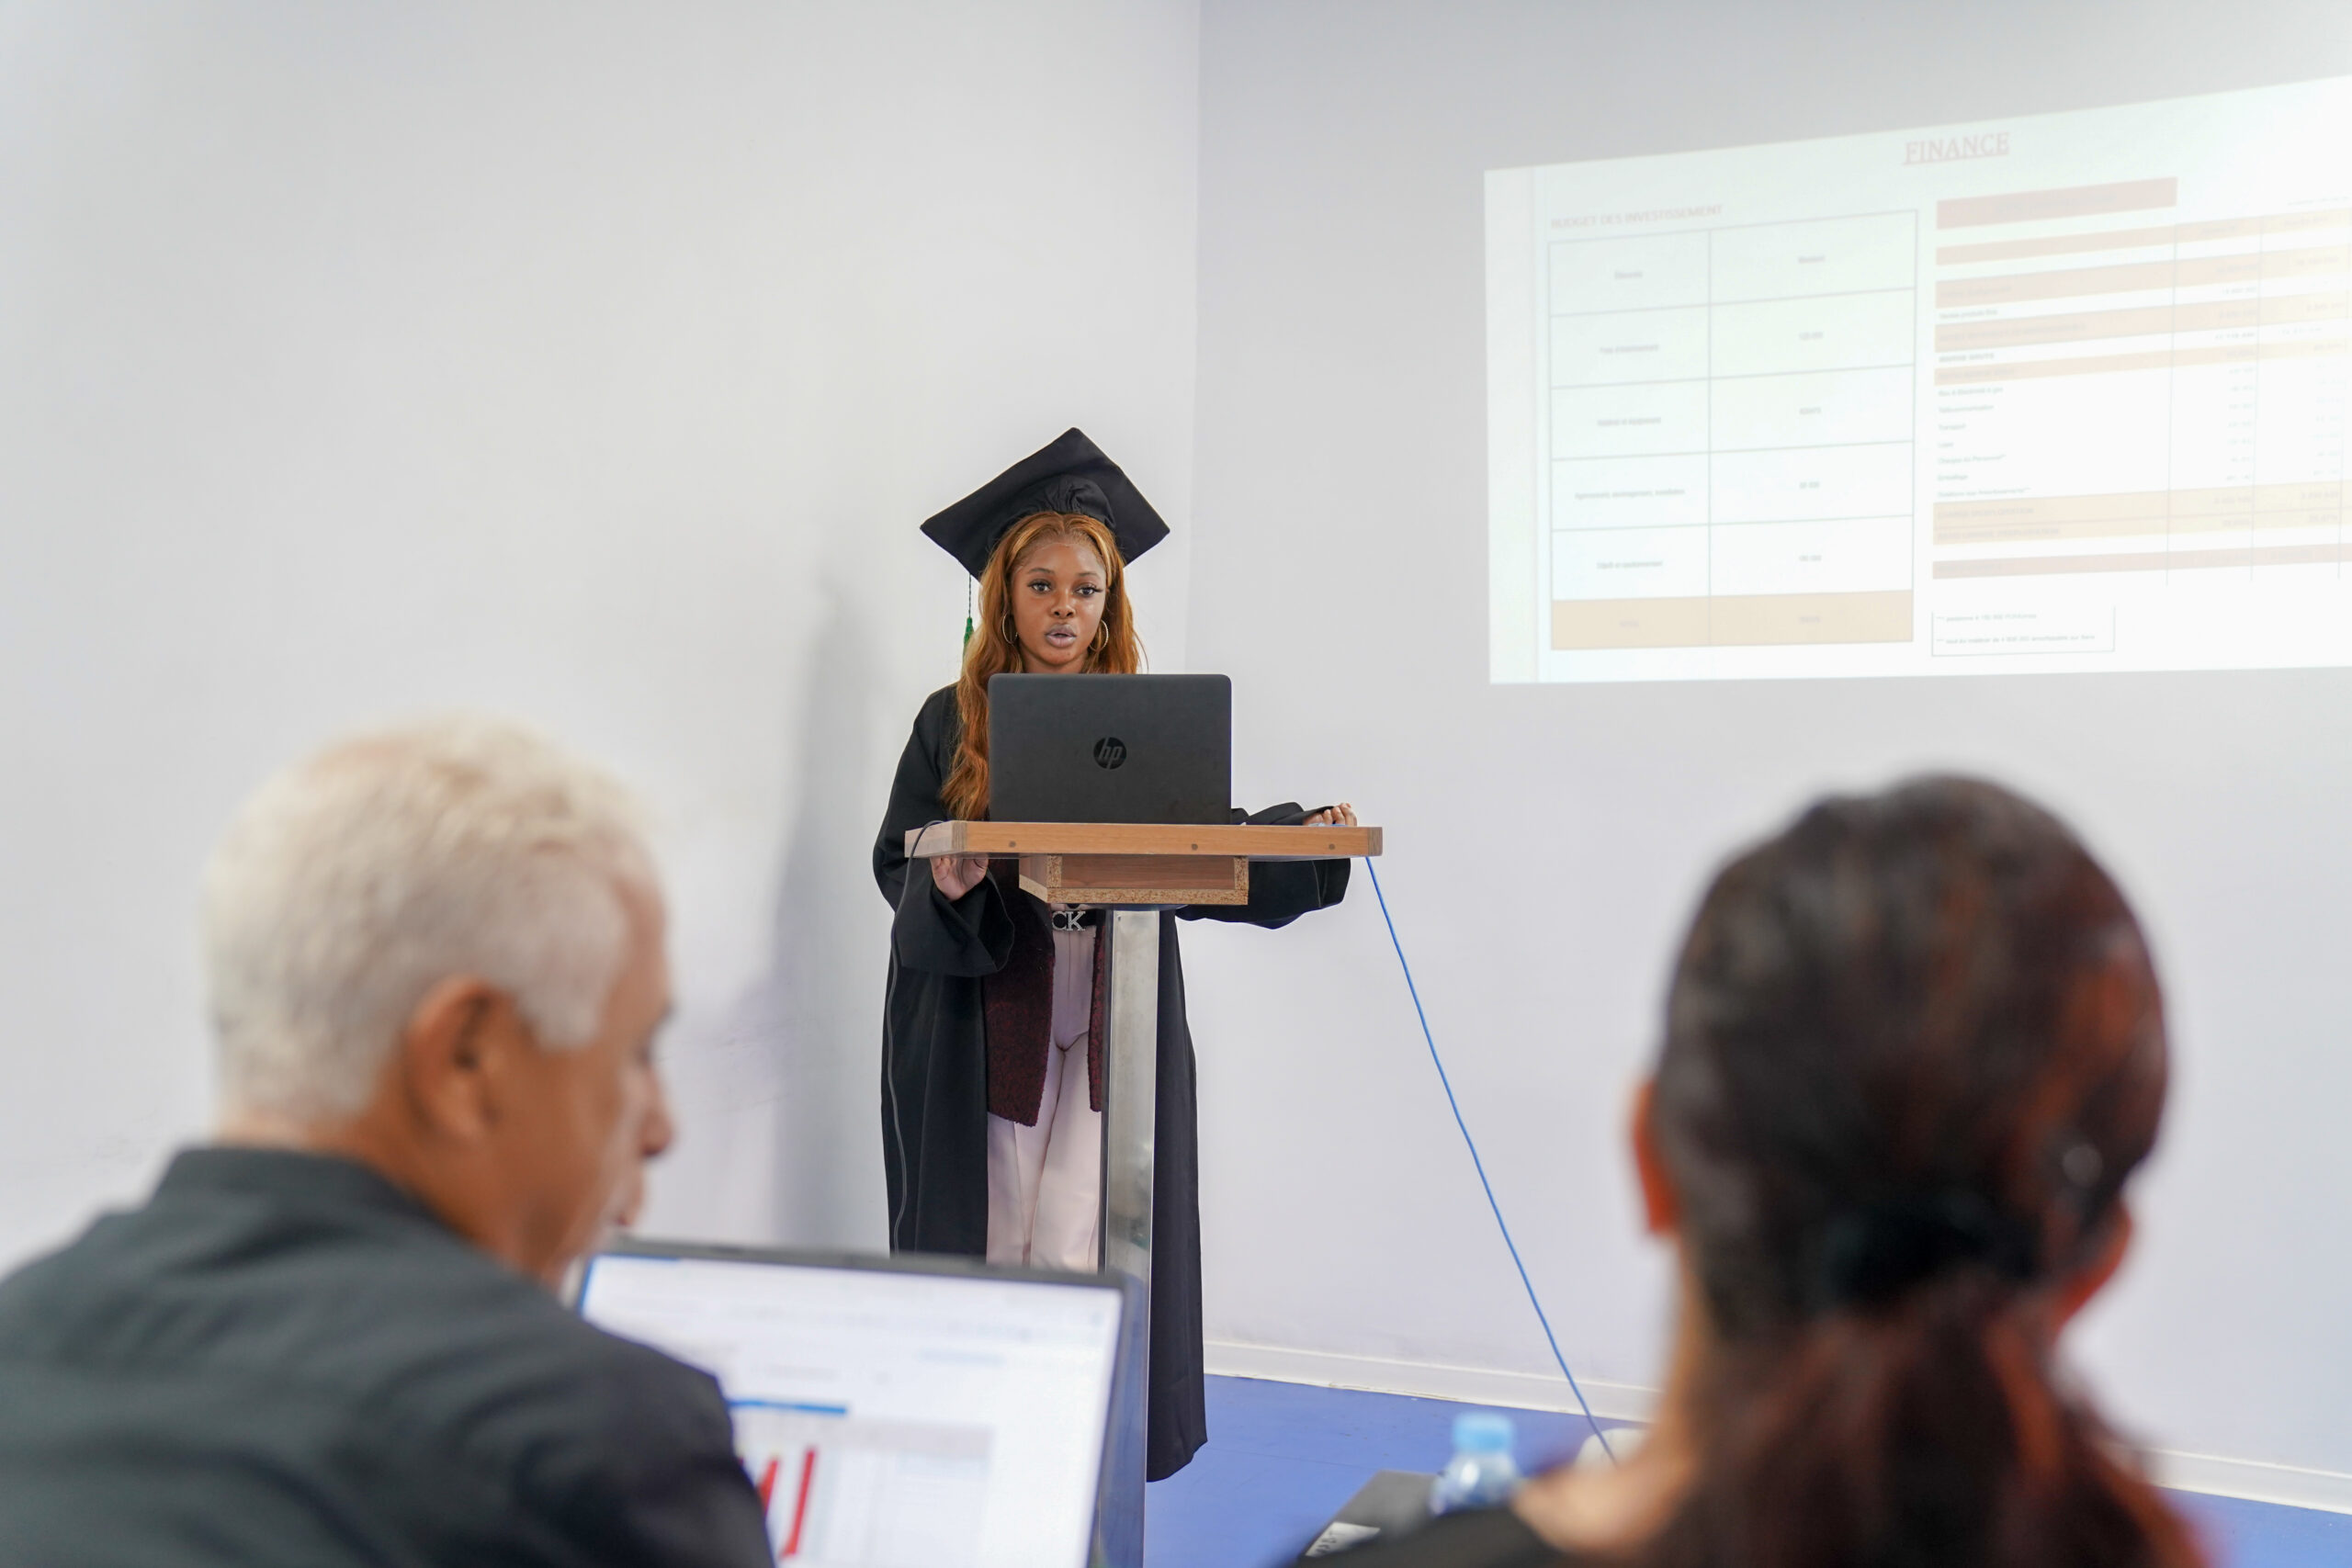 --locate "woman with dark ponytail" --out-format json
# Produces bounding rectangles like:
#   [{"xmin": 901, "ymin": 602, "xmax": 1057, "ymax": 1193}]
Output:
[{"xmin": 1328, "ymin": 777, "xmax": 2203, "ymax": 1568}]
